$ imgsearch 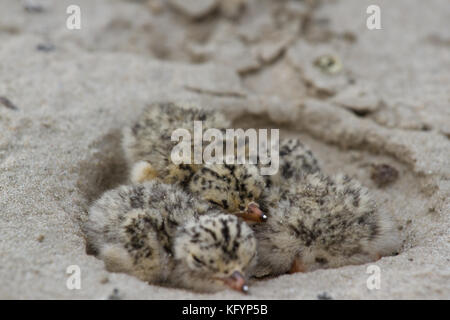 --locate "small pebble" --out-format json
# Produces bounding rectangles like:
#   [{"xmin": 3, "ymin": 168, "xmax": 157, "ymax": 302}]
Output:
[
  {"xmin": 36, "ymin": 234, "xmax": 45, "ymax": 242},
  {"xmin": 313, "ymin": 54, "xmax": 342, "ymax": 74},
  {"xmin": 317, "ymin": 292, "xmax": 333, "ymax": 300},
  {"xmin": 100, "ymin": 277, "xmax": 109, "ymax": 284},
  {"xmin": 36, "ymin": 43, "xmax": 55, "ymax": 52},
  {"xmin": 108, "ymin": 288, "xmax": 122, "ymax": 300},
  {"xmin": 0, "ymin": 96, "xmax": 18, "ymax": 110},
  {"xmin": 24, "ymin": 0, "xmax": 44, "ymax": 13}
]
